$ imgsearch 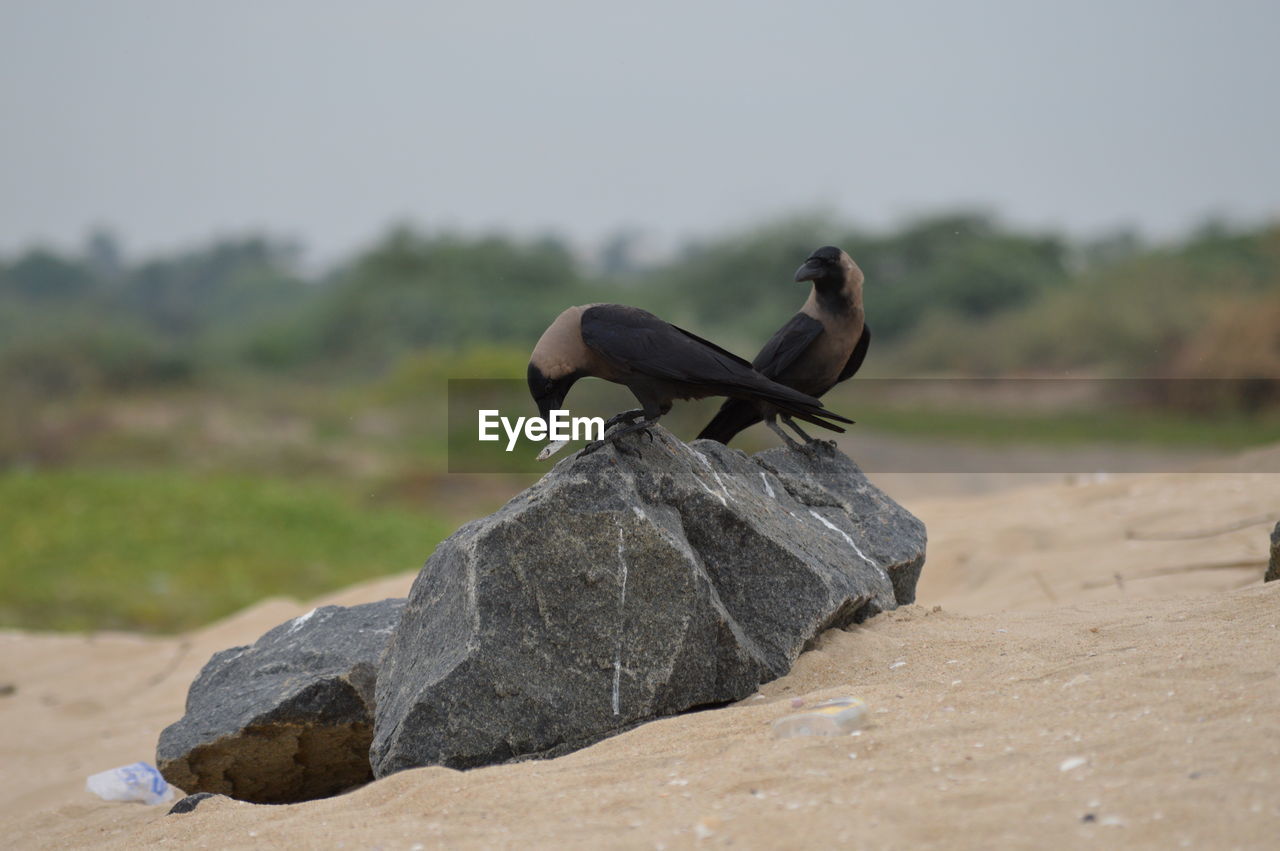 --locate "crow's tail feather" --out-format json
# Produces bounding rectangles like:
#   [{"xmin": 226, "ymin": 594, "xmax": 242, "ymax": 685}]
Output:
[
  {"xmin": 779, "ymin": 403, "xmax": 851, "ymax": 434},
  {"xmin": 762, "ymin": 386, "xmax": 853, "ymax": 433},
  {"xmin": 700, "ymin": 382, "xmax": 853, "ymax": 443}
]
